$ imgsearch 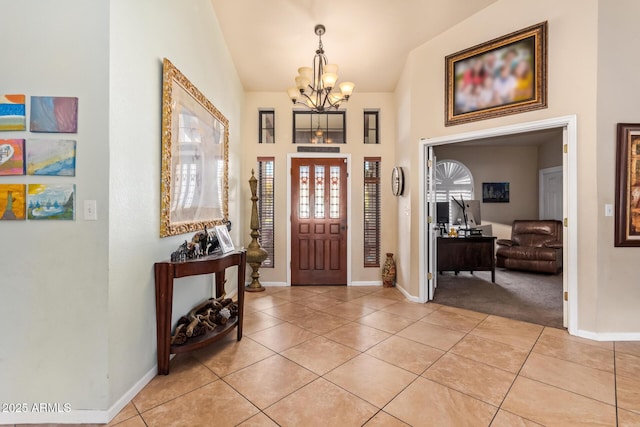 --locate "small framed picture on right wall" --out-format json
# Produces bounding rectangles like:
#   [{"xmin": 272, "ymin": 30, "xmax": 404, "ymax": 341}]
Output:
[{"xmin": 483, "ymin": 182, "xmax": 510, "ymax": 203}]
